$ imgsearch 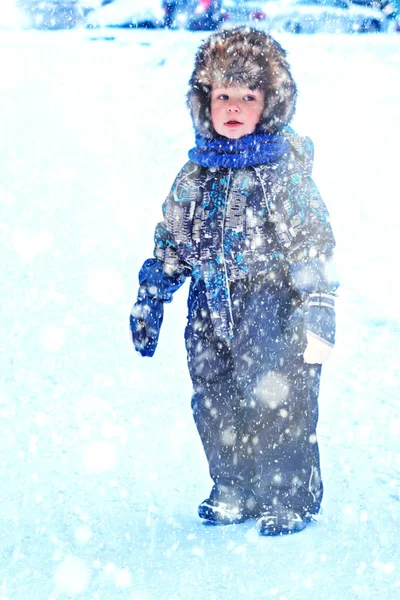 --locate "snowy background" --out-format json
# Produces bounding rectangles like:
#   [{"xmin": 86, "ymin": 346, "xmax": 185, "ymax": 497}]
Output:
[{"xmin": 0, "ymin": 27, "xmax": 400, "ymax": 599}]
